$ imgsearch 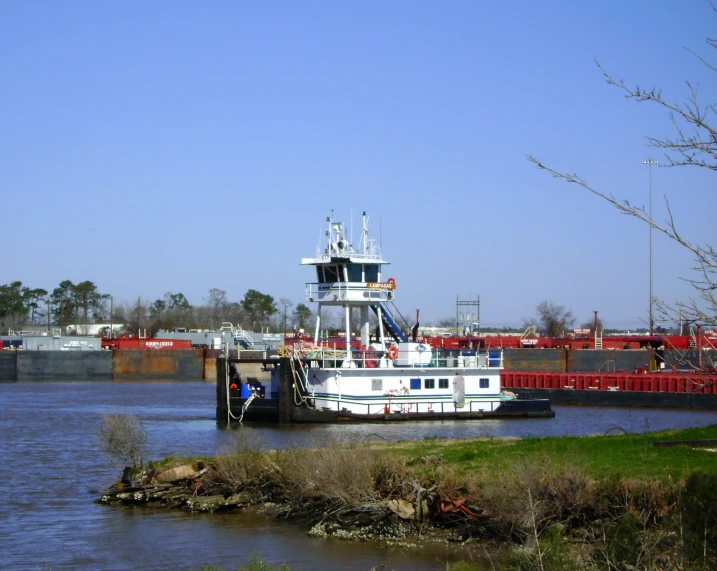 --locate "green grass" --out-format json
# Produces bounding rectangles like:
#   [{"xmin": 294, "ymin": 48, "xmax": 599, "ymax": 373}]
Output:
[{"xmin": 382, "ymin": 424, "xmax": 717, "ymax": 480}]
